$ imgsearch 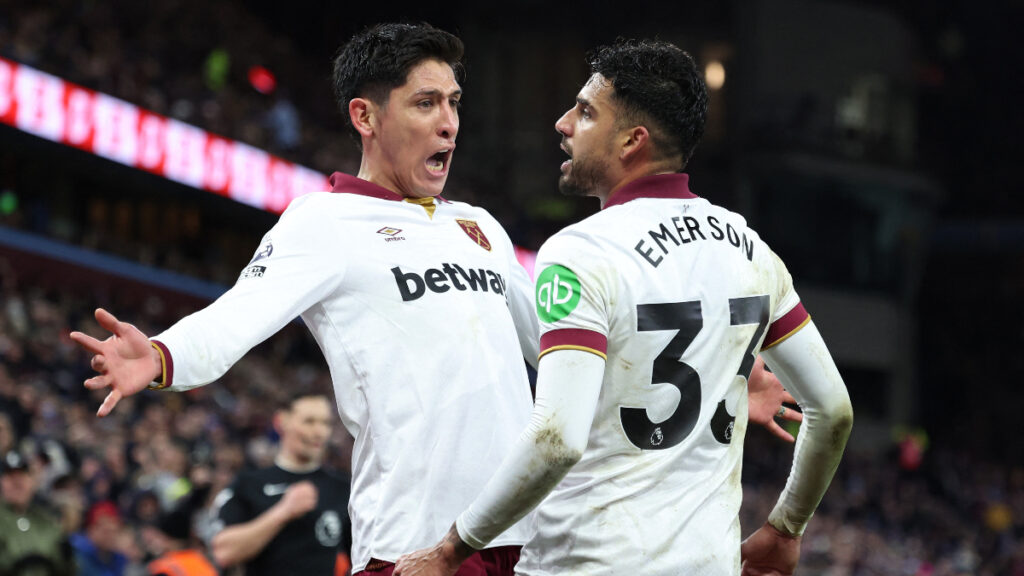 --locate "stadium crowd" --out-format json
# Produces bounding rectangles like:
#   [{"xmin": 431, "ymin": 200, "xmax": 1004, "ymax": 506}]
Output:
[{"xmin": 0, "ymin": 0, "xmax": 359, "ymax": 176}]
